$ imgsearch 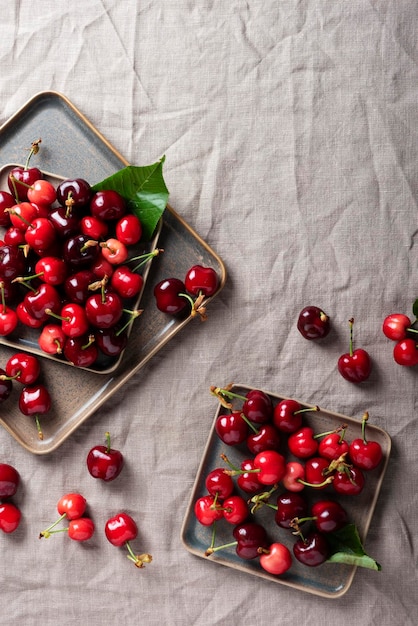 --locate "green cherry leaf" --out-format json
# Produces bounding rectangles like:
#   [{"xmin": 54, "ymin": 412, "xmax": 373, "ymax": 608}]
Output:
[
  {"xmin": 326, "ymin": 524, "xmax": 382, "ymax": 571},
  {"xmin": 92, "ymin": 157, "xmax": 169, "ymax": 241}
]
